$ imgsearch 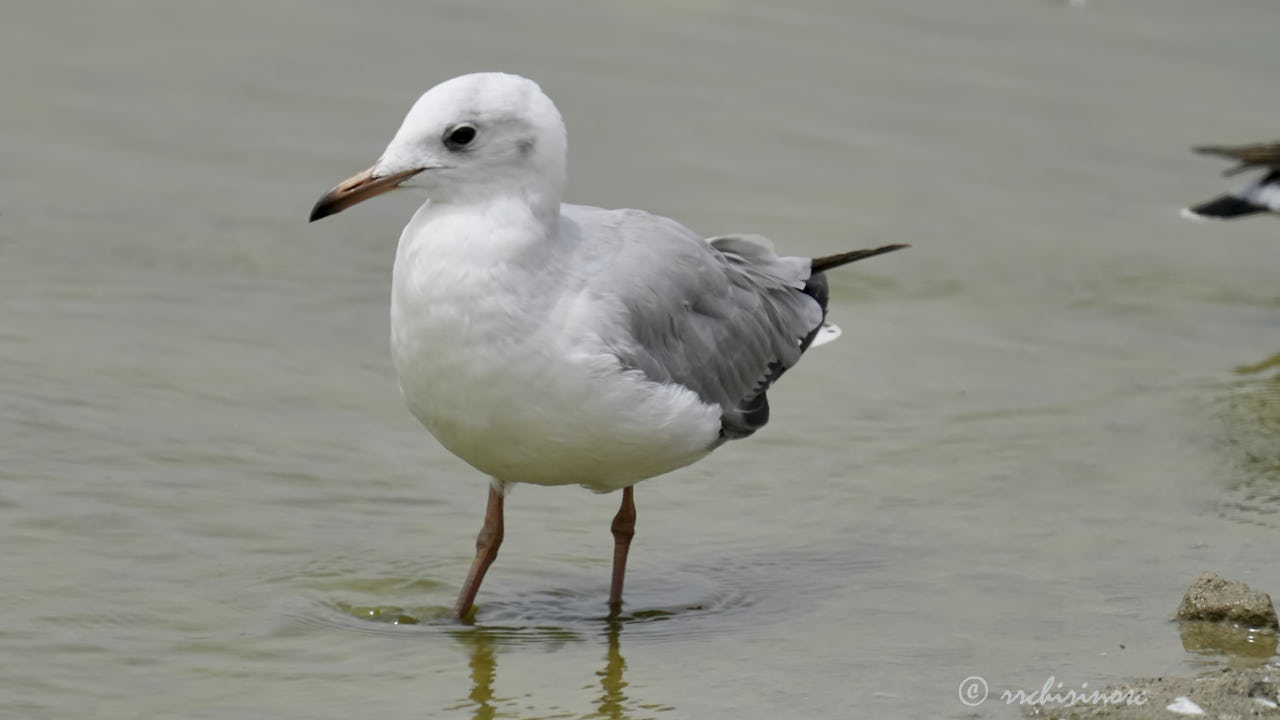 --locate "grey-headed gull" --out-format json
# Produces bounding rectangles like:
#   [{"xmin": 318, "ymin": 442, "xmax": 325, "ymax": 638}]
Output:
[{"xmin": 309, "ymin": 72, "xmax": 906, "ymax": 619}]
